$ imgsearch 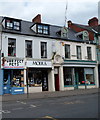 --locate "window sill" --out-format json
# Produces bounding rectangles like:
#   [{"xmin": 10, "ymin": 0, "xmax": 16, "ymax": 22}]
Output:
[{"xmin": 64, "ymin": 85, "xmax": 74, "ymax": 87}]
